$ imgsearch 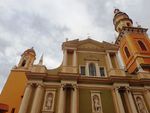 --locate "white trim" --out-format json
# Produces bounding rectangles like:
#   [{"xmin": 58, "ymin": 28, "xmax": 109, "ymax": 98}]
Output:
[{"xmin": 79, "ymin": 65, "xmax": 86, "ymax": 76}]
